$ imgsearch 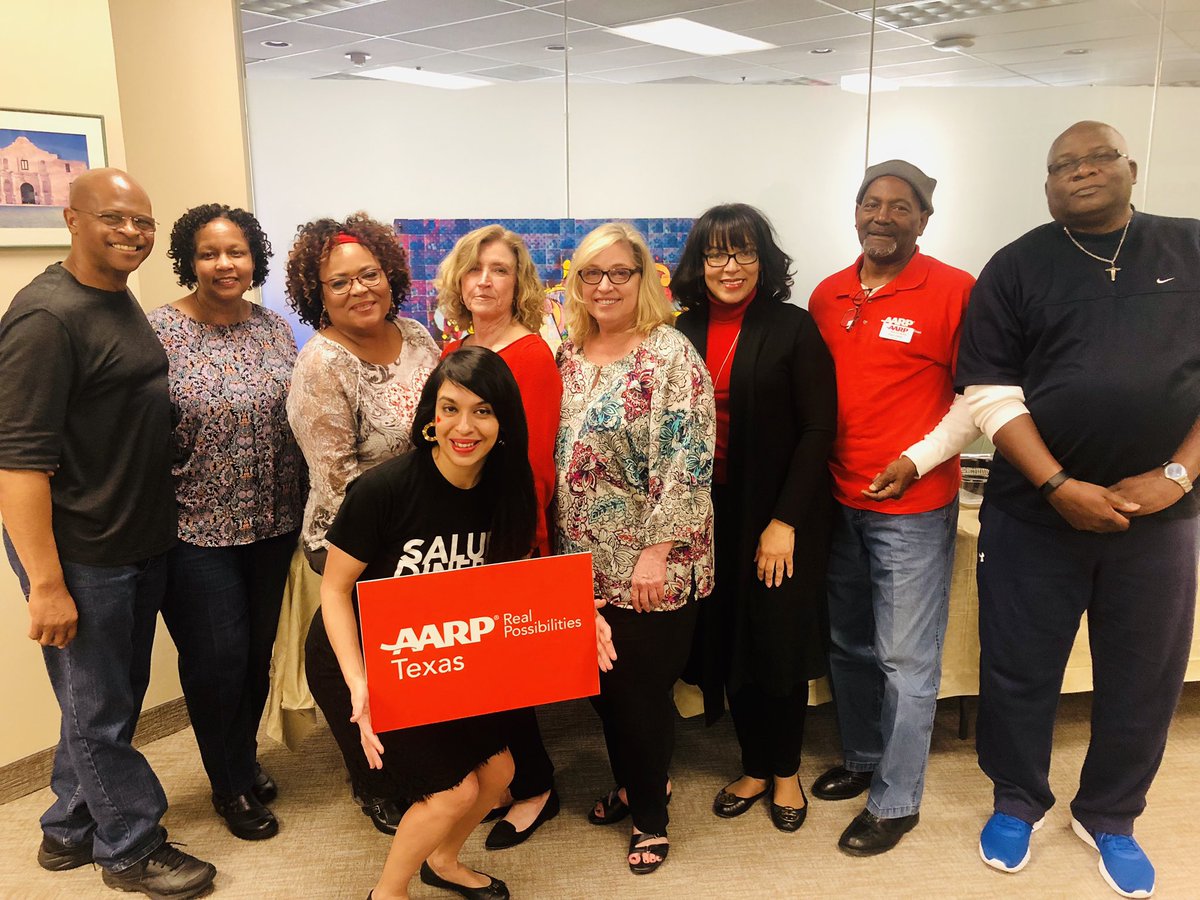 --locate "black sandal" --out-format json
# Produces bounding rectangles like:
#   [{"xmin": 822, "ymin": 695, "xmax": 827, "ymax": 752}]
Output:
[
  {"xmin": 628, "ymin": 832, "xmax": 669, "ymax": 875},
  {"xmin": 588, "ymin": 788, "xmax": 629, "ymax": 825}
]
